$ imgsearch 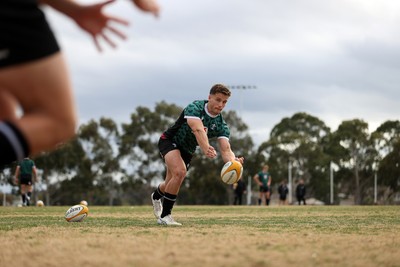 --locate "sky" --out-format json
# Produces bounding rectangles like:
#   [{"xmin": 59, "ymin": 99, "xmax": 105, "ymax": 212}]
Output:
[{"xmin": 43, "ymin": 0, "xmax": 400, "ymax": 146}]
